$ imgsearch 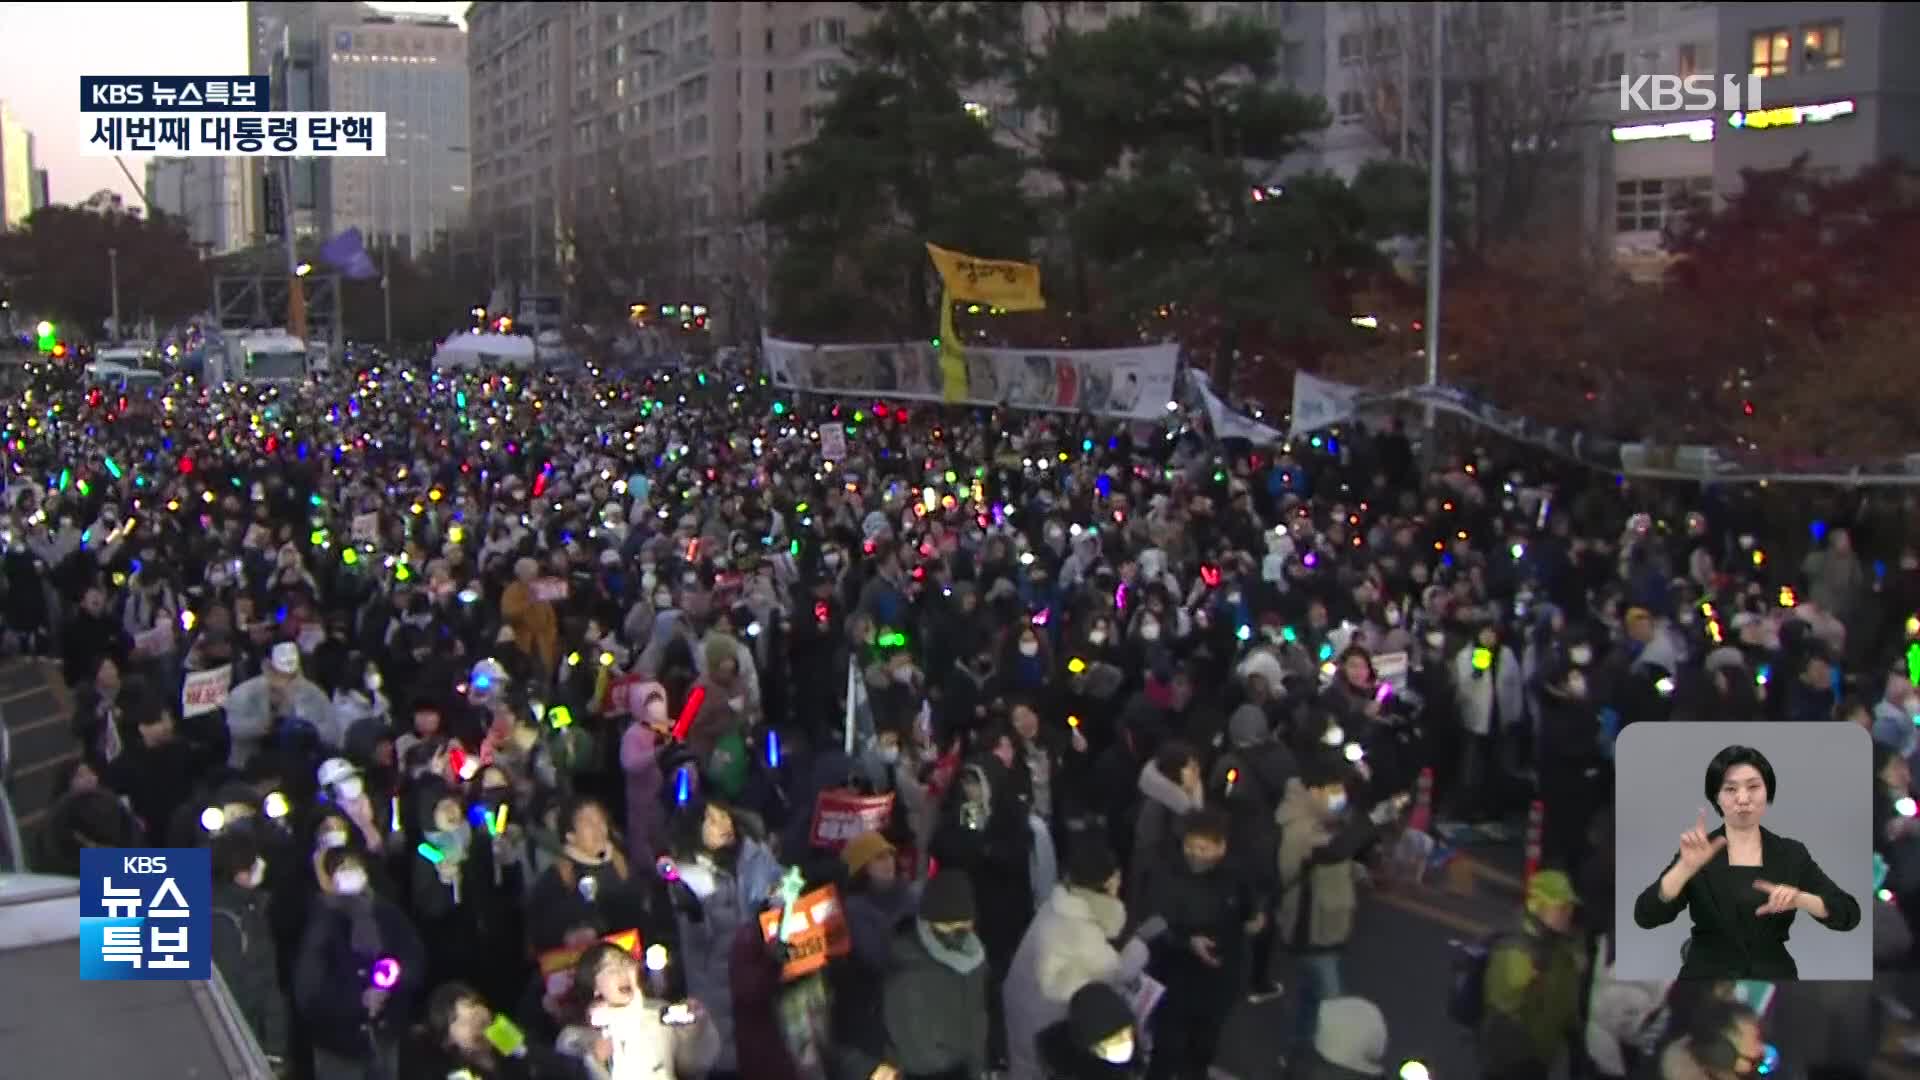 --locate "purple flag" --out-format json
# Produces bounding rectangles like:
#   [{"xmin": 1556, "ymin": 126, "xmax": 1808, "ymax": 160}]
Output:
[{"xmin": 318, "ymin": 228, "xmax": 379, "ymax": 280}]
